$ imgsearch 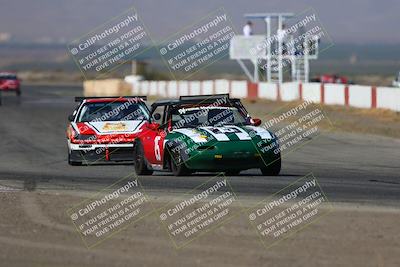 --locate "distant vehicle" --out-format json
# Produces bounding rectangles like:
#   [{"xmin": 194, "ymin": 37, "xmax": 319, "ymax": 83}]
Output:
[
  {"xmin": 311, "ymin": 74, "xmax": 349, "ymax": 84},
  {"xmin": 0, "ymin": 72, "xmax": 21, "ymax": 96},
  {"xmin": 66, "ymin": 96, "xmax": 149, "ymax": 165},
  {"xmin": 133, "ymin": 94, "xmax": 281, "ymax": 176},
  {"xmin": 392, "ymin": 72, "xmax": 400, "ymax": 87}
]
